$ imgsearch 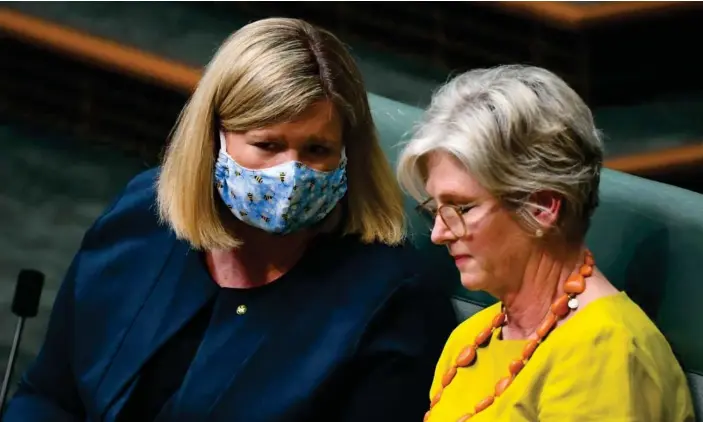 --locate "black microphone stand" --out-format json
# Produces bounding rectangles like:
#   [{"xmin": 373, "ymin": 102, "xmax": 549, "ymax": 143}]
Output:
[{"xmin": 0, "ymin": 269, "xmax": 45, "ymax": 416}]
